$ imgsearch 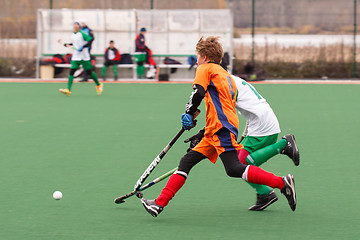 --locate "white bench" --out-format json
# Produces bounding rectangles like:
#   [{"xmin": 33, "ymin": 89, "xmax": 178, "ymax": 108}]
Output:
[
  {"xmin": 53, "ymin": 63, "xmax": 192, "ymax": 79},
  {"xmin": 53, "ymin": 64, "xmax": 191, "ymax": 70},
  {"xmin": 45, "ymin": 53, "xmax": 195, "ymax": 80}
]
